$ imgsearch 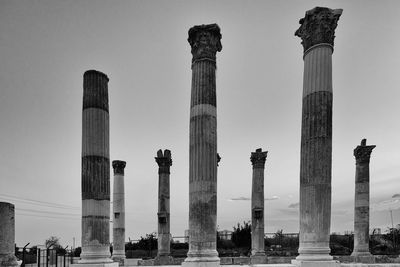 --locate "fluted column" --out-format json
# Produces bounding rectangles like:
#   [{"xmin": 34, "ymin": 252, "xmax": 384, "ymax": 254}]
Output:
[
  {"xmin": 112, "ymin": 160, "xmax": 126, "ymax": 264},
  {"xmin": 293, "ymin": 7, "xmax": 342, "ymax": 265},
  {"xmin": 155, "ymin": 150, "xmax": 173, "ymax": 265},
  {"xmin": 183, "ymin": 24, "xmax": 222, "ymax": 267},
  {"xmin": 351, "ymin": 139, "xmax": 375, "ymax": 263},
  {"xmin": 0, "ymin": 202, "xmax": 18, "ymax": 267},
  {"xmin": 79, "ymin": 70, "xmax": 113, "ymax": 265},
  {"xmin": 250, "ymin": 149, "xmax": 268, "ymax": 264}
]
